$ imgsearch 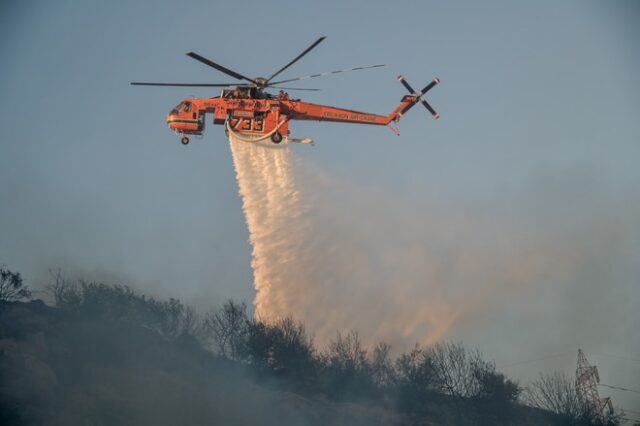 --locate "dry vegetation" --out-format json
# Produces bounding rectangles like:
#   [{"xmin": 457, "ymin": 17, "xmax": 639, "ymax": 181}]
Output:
[{"xmin": 0, "ymin": 267, "xmax": 624, "ymax": 425}]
